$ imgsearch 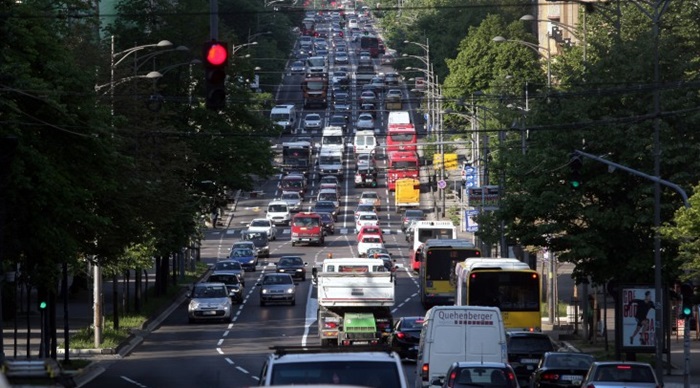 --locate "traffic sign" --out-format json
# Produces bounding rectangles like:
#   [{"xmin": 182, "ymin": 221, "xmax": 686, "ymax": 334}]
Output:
[{"xmin": 437, "ymin": 180, "xmax": 447, "ymax": 189}]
